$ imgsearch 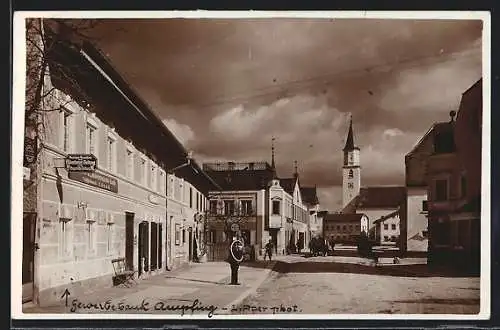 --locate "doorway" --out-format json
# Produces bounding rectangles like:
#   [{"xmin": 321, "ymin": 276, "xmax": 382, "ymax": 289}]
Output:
[
  {"xmin": 158, "ymin": 223, "xmax": 163, "ymax": 269},
  {"xmin": 188, "ymin": 227, "xmax": 193, "ymax": 261},
  {"xmin": 22, "ymin": 212, "xmax": 36, "ymax": 303},
  {"xmin": 150, "ymin": 222, "xmax": 158, "ymax": 271},
  {"xmin": 270, "ymin": 230, "xmax": 278, "ymax": 254},
  {"xmin": 138, "ymin": 221, "xmax": 149, "ymax": 276},
  {"xmin": 125, "ymin": 212, "xmax": 134, "ymax": 271}
]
